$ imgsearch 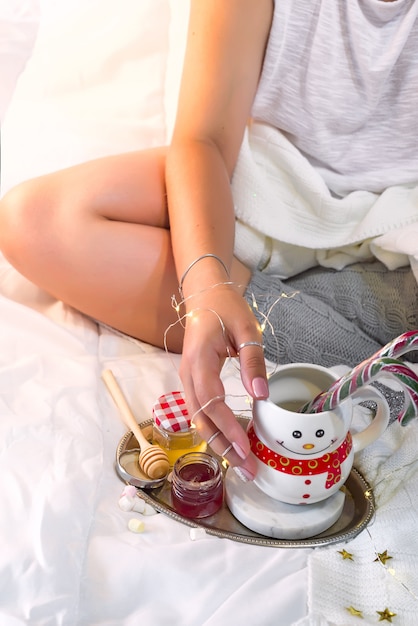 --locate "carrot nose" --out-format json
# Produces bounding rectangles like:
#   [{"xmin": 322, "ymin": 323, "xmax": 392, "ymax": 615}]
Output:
[{"xmin": 303, "ymin": 443, "xmax": 314, "ymax": 450}]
